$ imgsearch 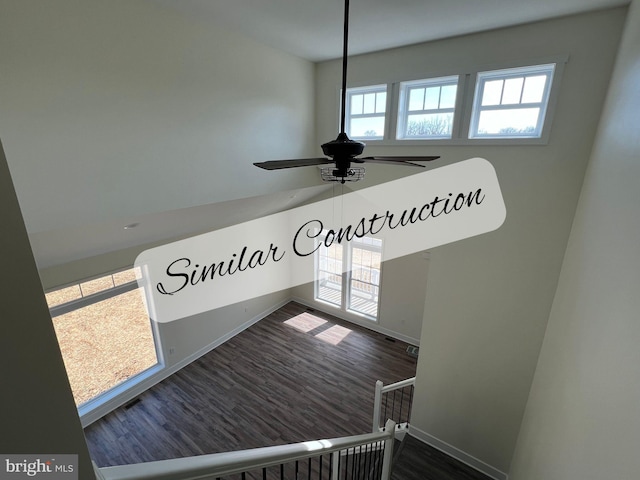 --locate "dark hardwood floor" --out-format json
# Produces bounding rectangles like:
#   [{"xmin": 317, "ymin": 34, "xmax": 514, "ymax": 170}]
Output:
[
  {"xmin": 86, "ymin": 302, "xmax": 493, "ymax": 480},
  {"xmin": 392, "ymin": 435, "xmax": 492, "ymax": 480},
  {"xmin": 85, "ymin": 302, "xmax": 418, "ymax": 467}
]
